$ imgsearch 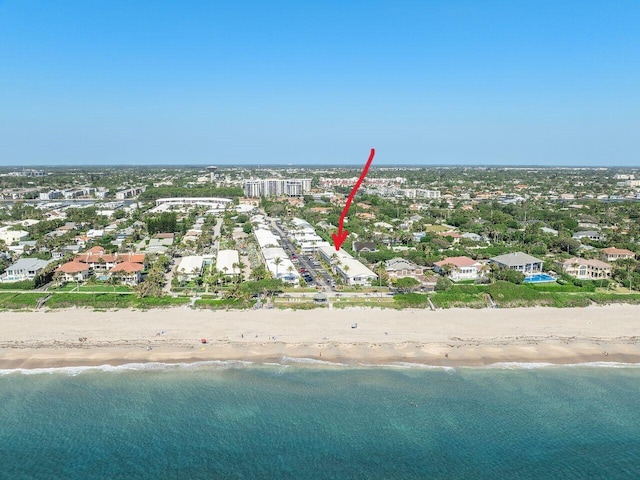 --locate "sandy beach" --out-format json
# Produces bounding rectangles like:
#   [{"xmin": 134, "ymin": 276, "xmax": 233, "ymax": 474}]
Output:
[{"xmin": 1, "ymin": 305, "xmax": 639, "ymax": 369}]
